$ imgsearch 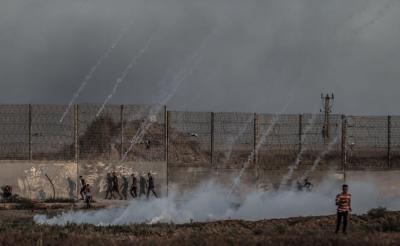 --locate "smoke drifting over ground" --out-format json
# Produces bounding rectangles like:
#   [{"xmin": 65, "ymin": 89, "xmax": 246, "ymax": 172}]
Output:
[
  {"xmin": 35, "ymin": 175, "xmax": 400, "ymax": 225},
  {"xmin": 1, "ymin": 0, "xmax": 400, "ymax": 114}
]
